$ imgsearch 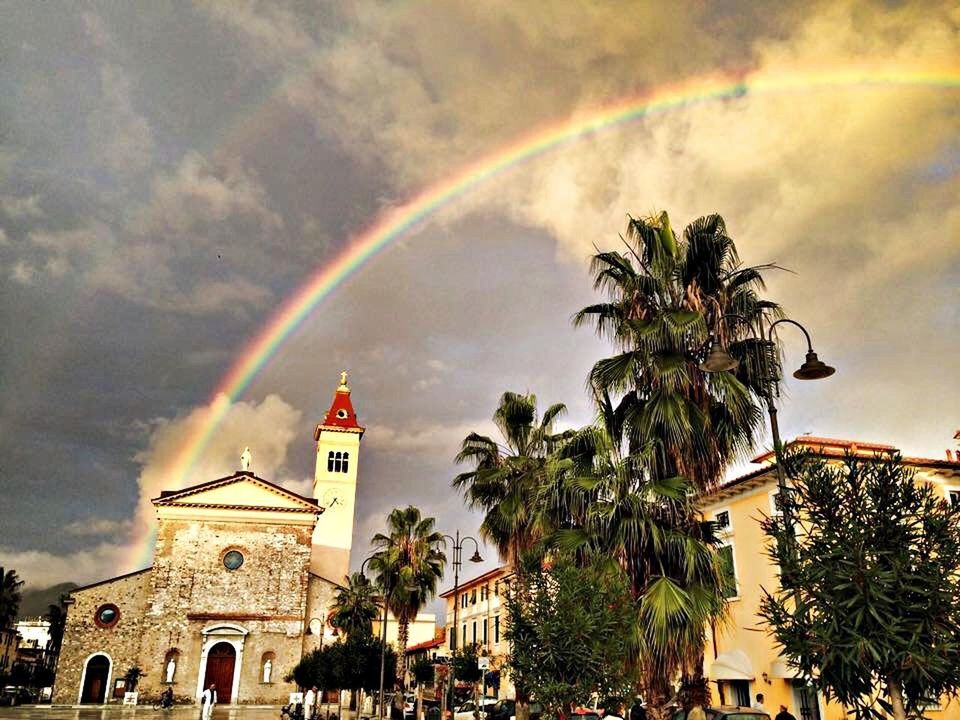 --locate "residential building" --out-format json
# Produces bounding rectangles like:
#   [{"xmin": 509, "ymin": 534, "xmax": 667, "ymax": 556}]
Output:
[
  {"xmin": 374, "ymin": 613, "xmax": 438, "ymax": 651},
  {"xmin": 0, "ymin": 627, "xmax": 20, "ymax": 680},
  {"xmin": 701, "ymin": 435, "xmax": 960, "ymax": 720},
  {"xmin": 440, "ymin": 566, "xmax": 512, "ymax": 698}
]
